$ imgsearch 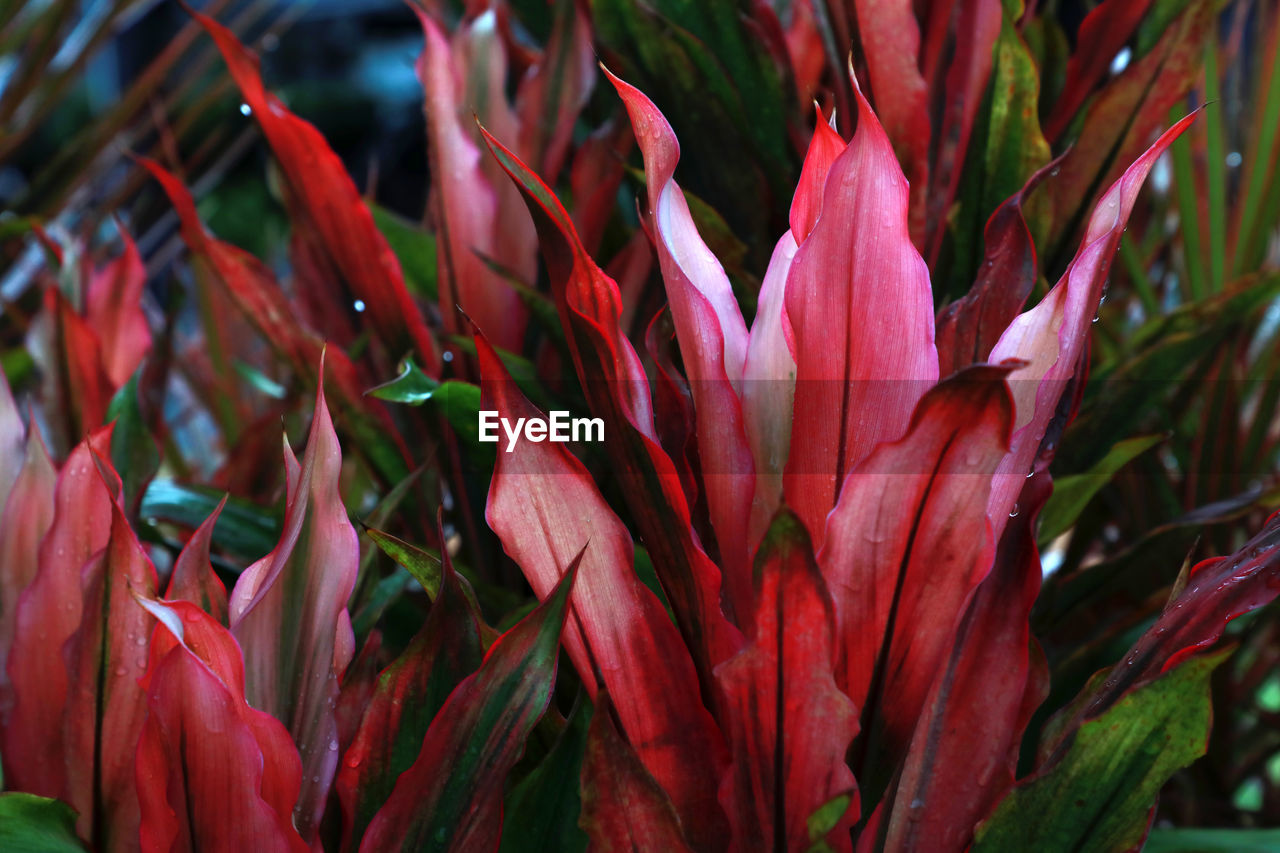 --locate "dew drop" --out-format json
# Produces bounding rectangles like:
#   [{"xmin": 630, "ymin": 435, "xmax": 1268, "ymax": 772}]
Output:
[
  {"xmin": 352, "ymin": 299, "xmax": 366, "ymax": 313},
  {"xmin": 1009, "ymin": 504, "xmax": 1020, "ymax": 518},
  {"xmin": 328, "ymin": 739, "xmax": 339, "ymax": 752},
  {"xmin": 239, "ymin": 103, "xmax": 252, "ymax": 116}
]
